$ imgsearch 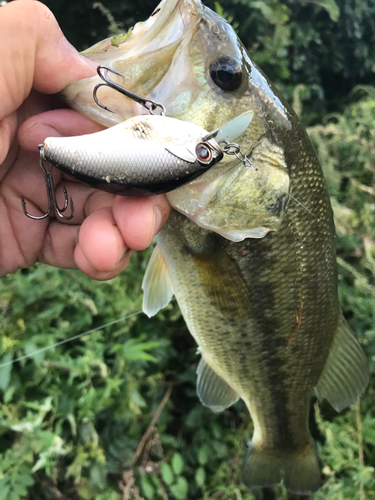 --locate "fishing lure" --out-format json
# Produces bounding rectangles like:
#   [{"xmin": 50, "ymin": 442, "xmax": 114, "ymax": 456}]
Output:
[
  {"xmin": 40, "ymin": 114, "xmax": 224, "ymax": 196},
  {"xmin": 22, "ymin": 66, "xmax": 253, "ymax": 220}
]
